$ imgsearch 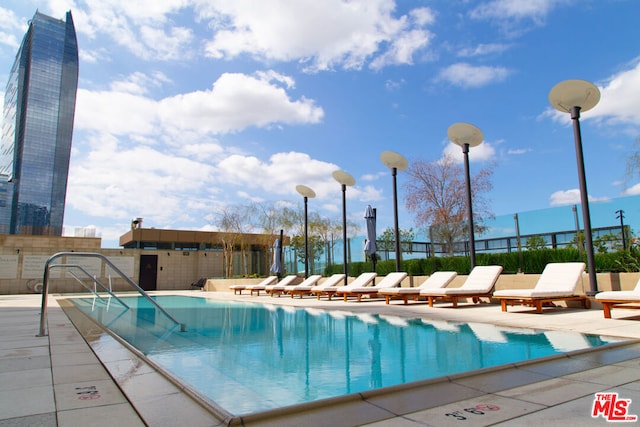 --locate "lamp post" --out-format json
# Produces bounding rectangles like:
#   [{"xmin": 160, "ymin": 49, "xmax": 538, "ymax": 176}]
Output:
[
  {"xmin": 380, "ymin": 151, "xmax": 408, "ymax": 272},
  {"xmin": 616, "ymin": 209, "xmax": 626, "ymax": 250},
  {"xmin": 549, "ymin": 79, "xmax": 600, "ymax": 295},
  {"xmin": 333, "ymin": 170, "xmax": 355, "ymax": 286},
  {"xmin": 447, "ymin": 122, "xmax": 484, "ymax": 269},
  {"xmin": 296, "ymin": 185, "xmax": 316, "ymax": 278},
  {"xmin": 514, "ymin": 213, "xmax": 523, "ymax": 273}
]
